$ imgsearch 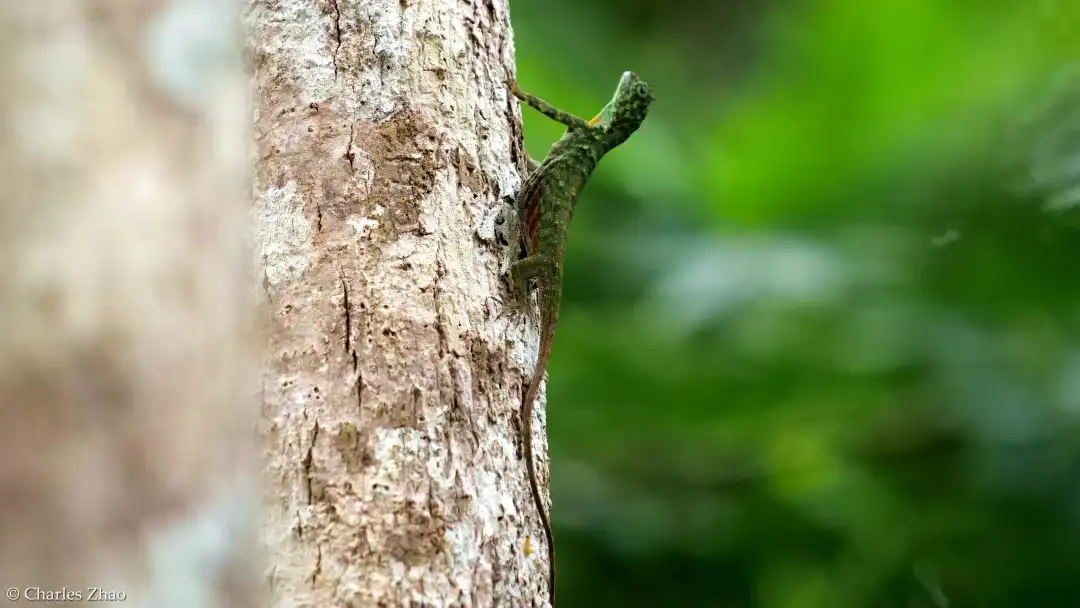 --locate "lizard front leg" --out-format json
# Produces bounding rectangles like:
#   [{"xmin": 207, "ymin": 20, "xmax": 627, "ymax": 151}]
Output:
[{"xmin": 507, "ymin": 79, "xmax": 591, "ymax": 131}]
